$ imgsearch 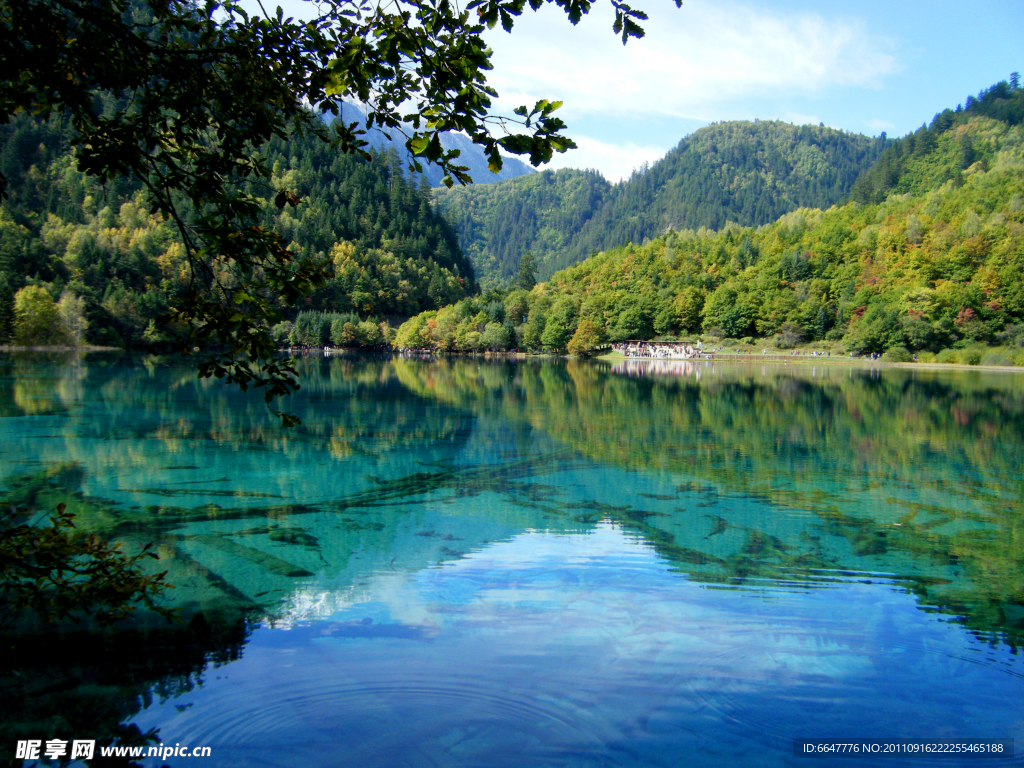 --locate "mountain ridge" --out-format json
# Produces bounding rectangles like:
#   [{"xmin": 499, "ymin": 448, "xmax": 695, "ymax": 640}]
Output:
[
  {"xmin": 435, "ymin": 120, "xmax": 889, "ymax": 286},
  {"xmin": 397, "ymin": 76, "xmax": 1024, "ymax": 360}
]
